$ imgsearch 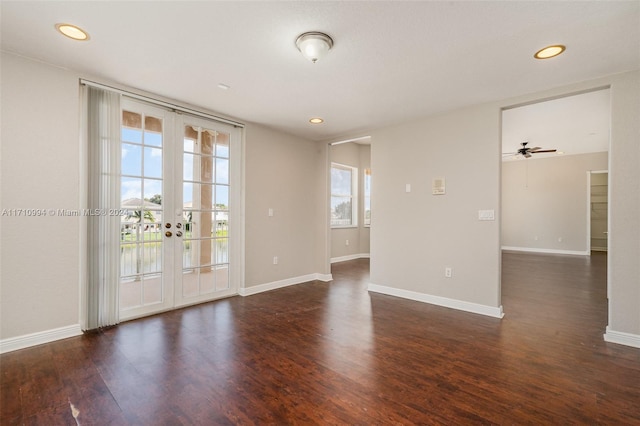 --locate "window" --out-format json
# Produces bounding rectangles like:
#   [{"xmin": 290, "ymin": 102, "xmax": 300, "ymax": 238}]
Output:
[
  {"xmin": 364, "ymin": 168, "xmax": 371, "ymax": 226},
  {"xmin": 331, "ymin": 163, "xmax": 357, "ymax": 227}
]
